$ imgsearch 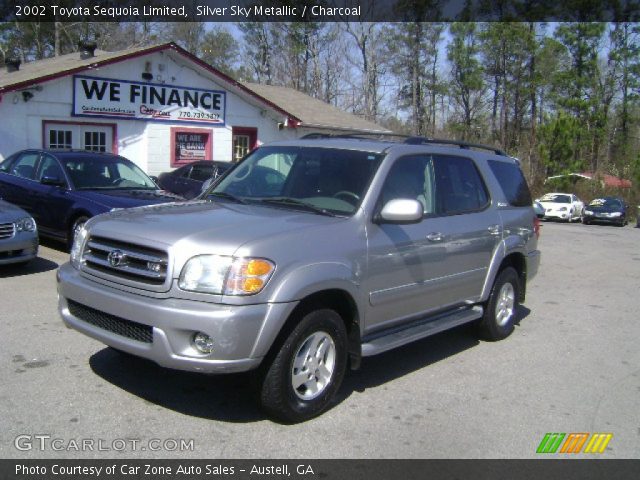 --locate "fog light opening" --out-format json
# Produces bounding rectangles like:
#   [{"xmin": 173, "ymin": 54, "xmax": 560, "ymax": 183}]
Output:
[{"xmin": 193, "ymin": 332, "xmax": 215, "ymax": 354}]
